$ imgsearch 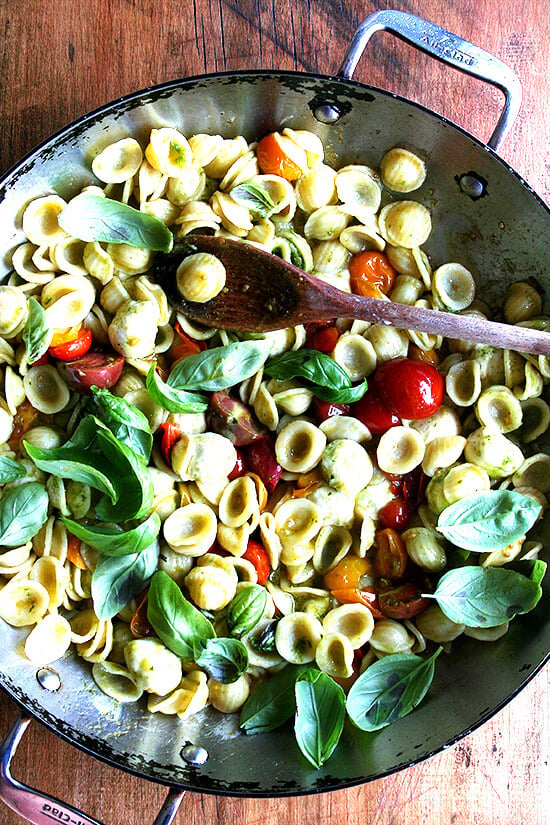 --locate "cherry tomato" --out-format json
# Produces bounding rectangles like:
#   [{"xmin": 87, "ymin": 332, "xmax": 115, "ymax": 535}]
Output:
[
  {"xmin": 408, "ymin": 344, "xmax": 440, "ymax": 367},
  {"xmin": 57, "ymin": 351, "xmax": 124, "ymax": 394},
  {"xmin": 30, "ymin": 352, "xmax": 49, "ymax": 367},
  {"xmin": 323, "ymin": 556, "xmax": 372, "ymax": 591},
  {"xmin": 49, "ymin": 324, "xmax": 83, "ymax": 348},
  {"xmin": 246, "ymin": 436, "xmax": 282, "ymax": 493},
  {"xmin": 330, "ymin": 586, "xmax": 385, "ymax": 619},
  {"xmin": 351, "ymin": 385, "xmax": 401, "ymax": 434},
  {"xmin": 311, "ymin": 398, "xmax": 350, "ymax": 424},
  {"xmin": 132, "ymin": 589, "xmax": 155, "ymax": 638},
  {"xmin": 49, "ymin": 327, "xmax": 92, "ymax": 361},
  {"xmin": 66, "ymin": 534, "xmax": 87, "ymax": 570},
  {"xmin": 158, "ymin": 422, "xmax": 182, "ymax": 464},
  {"xmin": 349, "ymin": 251, "xmax": 397, "ymax": 297},
  {"xmin": 256, "ymin": 132, "xmax": 303, "ymax": 181},
  {"xmin": 390, "ymin": 466, "xmax": 429, "ymax": 510},
  {"xmin": 371, "ymin": 528, "xmax": 408, "ymax": 580},
  {"xmin": 170, "ymin": 326, "xmax": 204, "ymax": 363},
  {"xmin": 207, "ymin": 391, "xmax": 265, "ymax": 446},
  {"xmin": 242, "ymin": 540, "xmax": 271, "ymax": 585},
  {"xmin": 376, "ymin": 579, "xmax": 431, "ymax": 620},
  {"xmin": 373, "ymin": 357, "xmax": 444, "ymax": 420},
  {"xmin": 228, "ymin": 448, "xmax": 248, "ymax": 480},
  {"xmin": 378, "ymin": 498, "xmax": 411, "ymax": 531},
  {"xmin": 306, "ymin": 325, "xmax": 339, "ymax": 353},
  {"xmin": 8, "ymin": 399, "xmax": 49, "ymax": 451}
]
